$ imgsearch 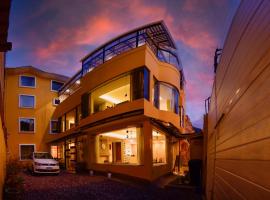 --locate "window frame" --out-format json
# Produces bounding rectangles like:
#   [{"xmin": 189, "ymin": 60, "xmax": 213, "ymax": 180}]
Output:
[
  {"xmin": 153, "ymin": 80, "xmax": 180, "ymax": 114},
  {"xmin": 19, "ymin": 94, "xmax": 36, "ymax": 108},
  {"xmin": 19, "ymin": 117, "xmax": 35, "ymax": 133},
  {"xmin": 19, "ymin": 144, "xmax": 36, "ymax": 161},
  {"xmin": 51, "ymin": 80, "xmax": 64, "ymax": 92},
  {"xmin": 49, "ymin": 120, "xmax": 59, "ymax": 134},
  {"xmin": 19, "ymin": 75, "xmax": 36, "ymax": 88}
]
